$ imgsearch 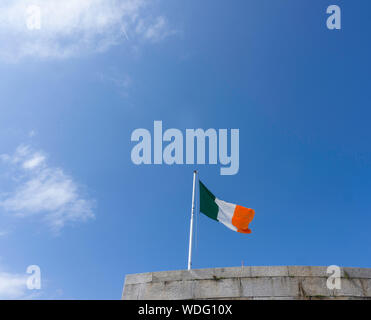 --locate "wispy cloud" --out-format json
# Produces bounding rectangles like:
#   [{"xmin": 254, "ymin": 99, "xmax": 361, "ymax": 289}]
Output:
[
  {"xmin": 0, "ymin": 0, "xmax": 176, "ymax": 62},
  {"xmin": 0, "ymin": 145, "xmax": 95, "ymax": 233},
  {"xmin": 0, "ymin": 262, "xmax": 44, "ymax": 300},
  {"xmin": 98, "ymin": 69, "xmax": 132, "ymax": 97},
  {"xmin": 0, "ymin": 270, "xmax": 28, "ymax": 299},
  {"xmin": 136, "ymin": 16, "xmax": 177, "ymax": 42}
]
